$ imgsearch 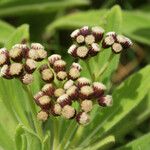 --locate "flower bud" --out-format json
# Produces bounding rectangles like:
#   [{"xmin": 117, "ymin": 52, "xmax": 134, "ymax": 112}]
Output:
[
  {"xmin": 48, "ymin": 54, "xmax": 61, "ymax": 67},
  {"xmin": 31, "ymin": 43, "xmax": 44, "ymax": 50},
  {"xmin": 38, "ymin": 95, "xmax": 51, "ymax": 109},
  {"xmin": 56, "ymin": 71, "xmax": 67, "ymax": 81},
  {"xmin": 9, "ymin": 63, "xmax": 23, "ymax": 77},
  {"xmin": 20, "ymin": 73, "xmax": 34, "ymax": 85},
  {"xmin": 64, "ymin": 79, "xmax": 74, "ymax": 90},
  {"xmin": 24, "ymin": 59, "xmax": 37, "ymax": 73},
  {"xmin": 81, "ymin": 100, "xmax": 93, "ymax": 113},
  {"xmin": 111, "ymin": 43, "xmax": 123, "ymax": 54},
  {"xmin": 106, "ymin": 31, "xmax": 116, "ymax": 38},
  {"xmin": 9, "ymin": 45, "xmax": 23, "ymax": 62},
  {"xmin": 0, "ymin": 64, "xmax": 12, "ymax": 79},
  {"xmin": 80, "ymin": 26, "xmax": 90, "ymax": 36},
  {"xmin": 71, "ymin": 62, "xmax": 82, "ymax": 71},
  {"xmin": 92, "ymin": 82, "xmax": 106, "ymax": 98},
  {"xmin": 85, "ymin": 34, "xmax": 95, "ymax": 45},
  {"xmin": 42, "ymin": 83, "xmax": 55, "ymax": 96},
  {"xmin": 53, "ymin": 59, "xmax": 66, "ymax": 73},
  {"xmin": 89, "ymin": 43, "xmax": 100, "ymax": 56},
  {"xmin": 34, "ymin": 91, "xmax": 44, "ymax": 104},
  {"xmin": 57, "ymin": 94, "xmax": 71, "ymax": 107},
  {"xmin": 79, "ymin": 85, "xmax": 93, "ymax": 100},
  {"xmin": 98, "ymin": 95, "xmax": 113, "ymax": 107},
  {"xmin": 91, "ymin": 26, "xmax": 105, "ymax": 42},
  {"xmin": 61, "ymin": 105, "xmax": 76, "ymax": 119},
  {"xmin": 76, "ymin": 46, "xmax": 89, "ymax": 59},
  {"xmin": 37, "ymin": 110, "xmax": 49, "ymax": 121},
  {"xmin": 102, "ymin": 35, "xmax": 115, "ymax": 48},
  {"xmin": 0, "ymin": 48, "xmax": 10, "ymax": 66},
  {"xmin": 54, "ymin": 88, "xmax": 65, "ymax": 98},
  {"xmin": 77, "ymin": 77, "xmax": 91, "ymax": 88},
  {"xmin": 39, "ymin": 64, "xmax": 49, "ymax": 73},
  {"xmin": 51, "ymin": 103, "xmax": 62, "ymax": 116},
  {"xmin": 76, "ymin": 112, "xmax": 90, "ymax": 125},
  {"xmin": 66, "ymin": 85, "xmax": 78, "ymax": 100},
  {"xmin": 68, "ymin": 44, "xmax": 77, "ymax": 58},
  {"xmin": 68, "ymin": 67, "xmax": 80, "ymax": 80},
  {"xmin": 76, "ymin": 35, "xmax": 85, "ymax": 44},
  {"xmin": 70, "ymin": 29, "xmax": 80, "ymax": 39}
]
